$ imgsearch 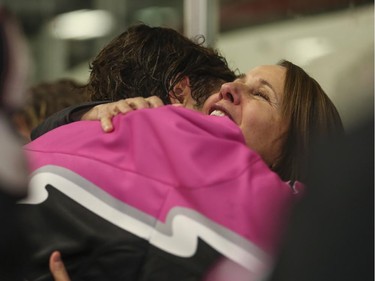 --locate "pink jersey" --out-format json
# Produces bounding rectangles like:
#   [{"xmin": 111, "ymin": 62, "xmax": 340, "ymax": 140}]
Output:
[{"xmin": 22, "ymin": 106, "xmax": 303, "ymax": 281}]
